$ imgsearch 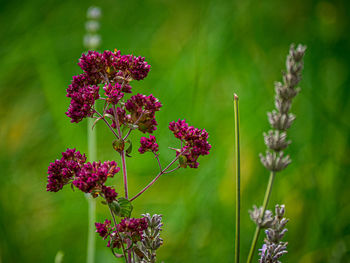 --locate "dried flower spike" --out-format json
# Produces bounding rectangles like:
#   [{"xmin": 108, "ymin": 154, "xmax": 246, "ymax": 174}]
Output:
[
  {"xmin": 249, "ymin": 205, "xmax": 274, "ymax": 228},
  {"xmin": 247, "ymin": 44, "xmax": 306, "ymax": 263},
  {"xmin": 260, "ymin": 44, "xmax": 306, "ymax": 172},
  {"xmin": 134, "ymin": 214, "xmax": 163, "ymax": 263}
]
